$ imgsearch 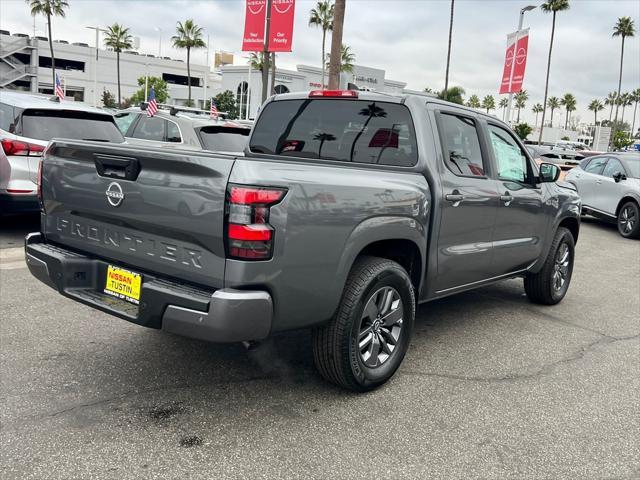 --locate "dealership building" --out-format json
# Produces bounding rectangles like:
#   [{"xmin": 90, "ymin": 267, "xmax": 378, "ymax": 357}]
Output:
[{"xmin": 0, "ymin": 31, "xmax": 220, "ymax": 108}]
